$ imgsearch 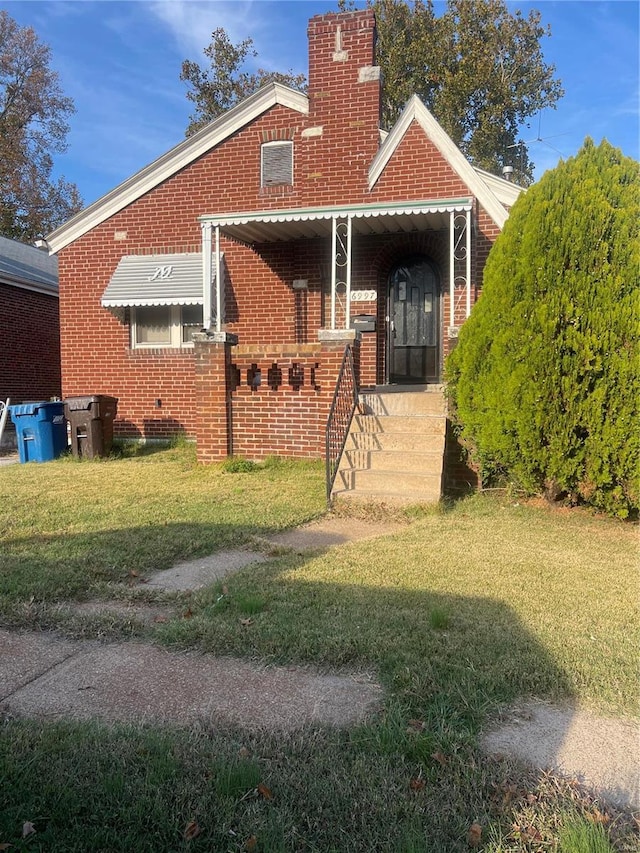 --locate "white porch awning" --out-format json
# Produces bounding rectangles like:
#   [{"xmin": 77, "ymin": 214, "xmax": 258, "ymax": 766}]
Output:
[
  {"xmin": 101, "ymin": 252, "xmax": 209, "ymax": 307},
  {"xmin": 199, "ymin": 198, "xmax": 473, "ymax": 245}
]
